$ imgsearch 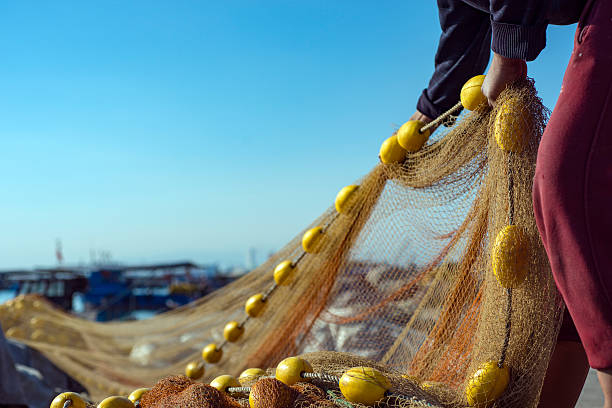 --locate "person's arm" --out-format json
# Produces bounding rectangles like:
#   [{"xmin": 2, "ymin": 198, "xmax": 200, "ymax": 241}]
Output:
[
  {"xmin": 489, "ymin": 1, "xmax": 549, "ymax": 61},
  {"xmin": 416, "ymin": 0, "xmax": 492, "ymax": 120},
  {"xmin": 481, "ymin": 1, "xmax": 549, "ymax": 105}
]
